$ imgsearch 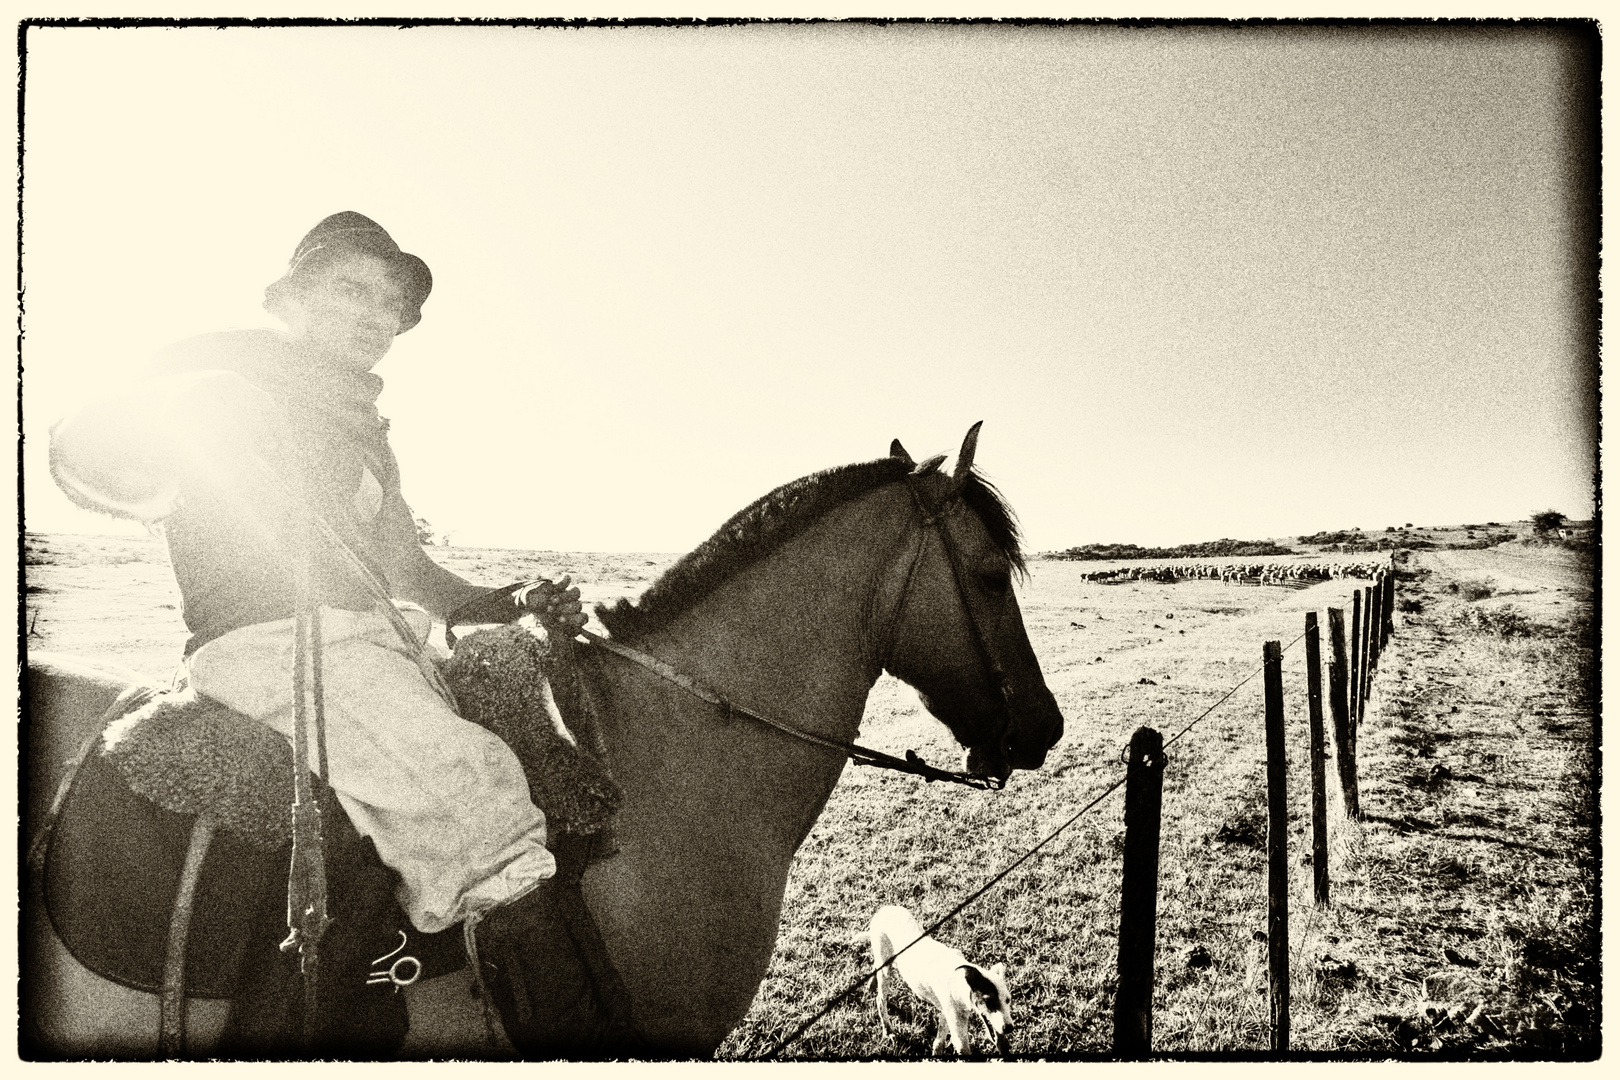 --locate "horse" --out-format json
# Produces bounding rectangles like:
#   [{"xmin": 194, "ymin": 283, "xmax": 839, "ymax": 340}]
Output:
[{"xmin": 22, "ymin": 424, "xmax": 1065, "ymax": 1058}]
